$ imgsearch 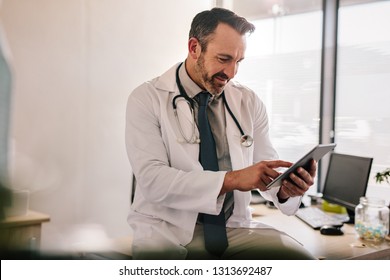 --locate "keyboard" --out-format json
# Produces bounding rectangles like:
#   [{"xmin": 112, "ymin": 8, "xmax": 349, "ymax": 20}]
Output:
[{"xmin": 295, "ymin": 207, "xmax": 349, "ymax": 229}]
